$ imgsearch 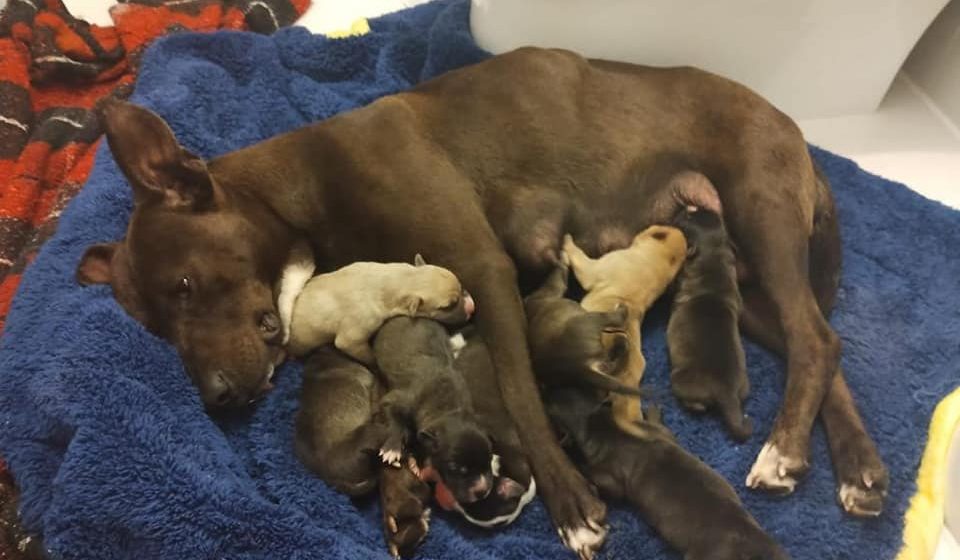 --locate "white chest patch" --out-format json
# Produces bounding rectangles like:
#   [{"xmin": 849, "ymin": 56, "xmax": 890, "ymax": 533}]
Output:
[{"xmin": 276, "ymin": 240, "xmax": 316, "ymax": 345}]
